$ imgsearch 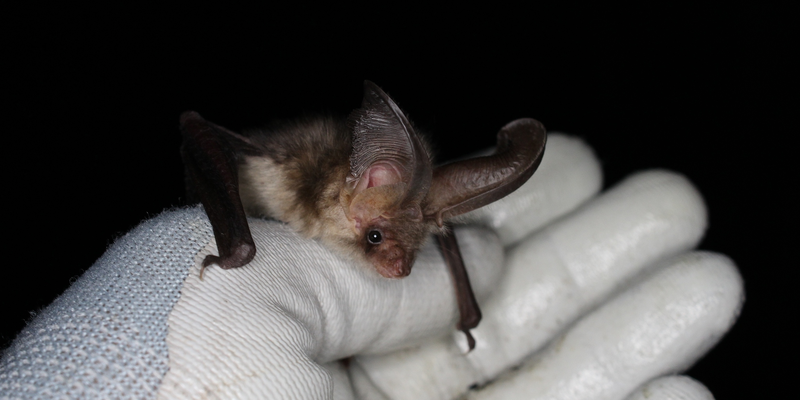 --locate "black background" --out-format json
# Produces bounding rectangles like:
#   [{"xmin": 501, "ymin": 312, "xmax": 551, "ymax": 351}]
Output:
[{"xmin": 3, "ymin": 4, "xmax": 794, "ymax": 398}]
